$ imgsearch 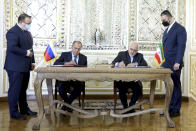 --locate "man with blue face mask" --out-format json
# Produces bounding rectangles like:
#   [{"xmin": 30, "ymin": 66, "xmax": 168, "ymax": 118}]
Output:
[
  {"xmin": 4, "ymin": 13, "xmax": 37, "ymax": 120},
  {"xmin": 24, "ymin": 23, "xmax": 31, "ymax": 31}
]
